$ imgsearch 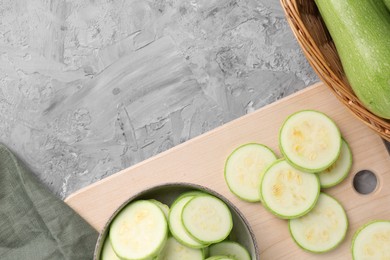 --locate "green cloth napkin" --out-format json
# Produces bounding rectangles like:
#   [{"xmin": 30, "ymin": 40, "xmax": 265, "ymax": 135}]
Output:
[{"xmin": 0, "ymin": 144, "xmax": 98, "ymax": 259}]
